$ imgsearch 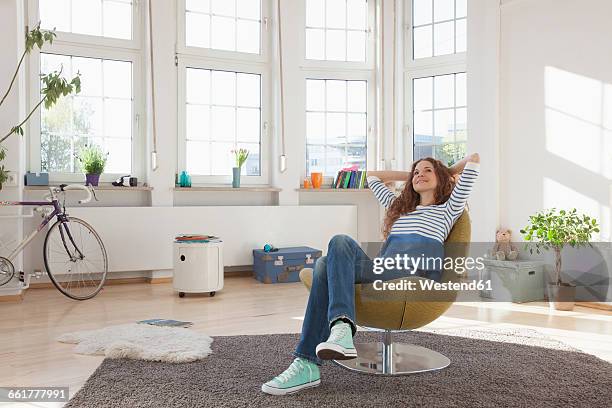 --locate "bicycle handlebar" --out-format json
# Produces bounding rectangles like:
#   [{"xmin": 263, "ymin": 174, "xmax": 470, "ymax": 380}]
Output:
[
  {"xmin": 44, "ymin": 184, "xmax": 93, "ymax": 204},
  {"xmin": 62, "ymin": 184, "xmax": 93, "ymax": 204}
]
